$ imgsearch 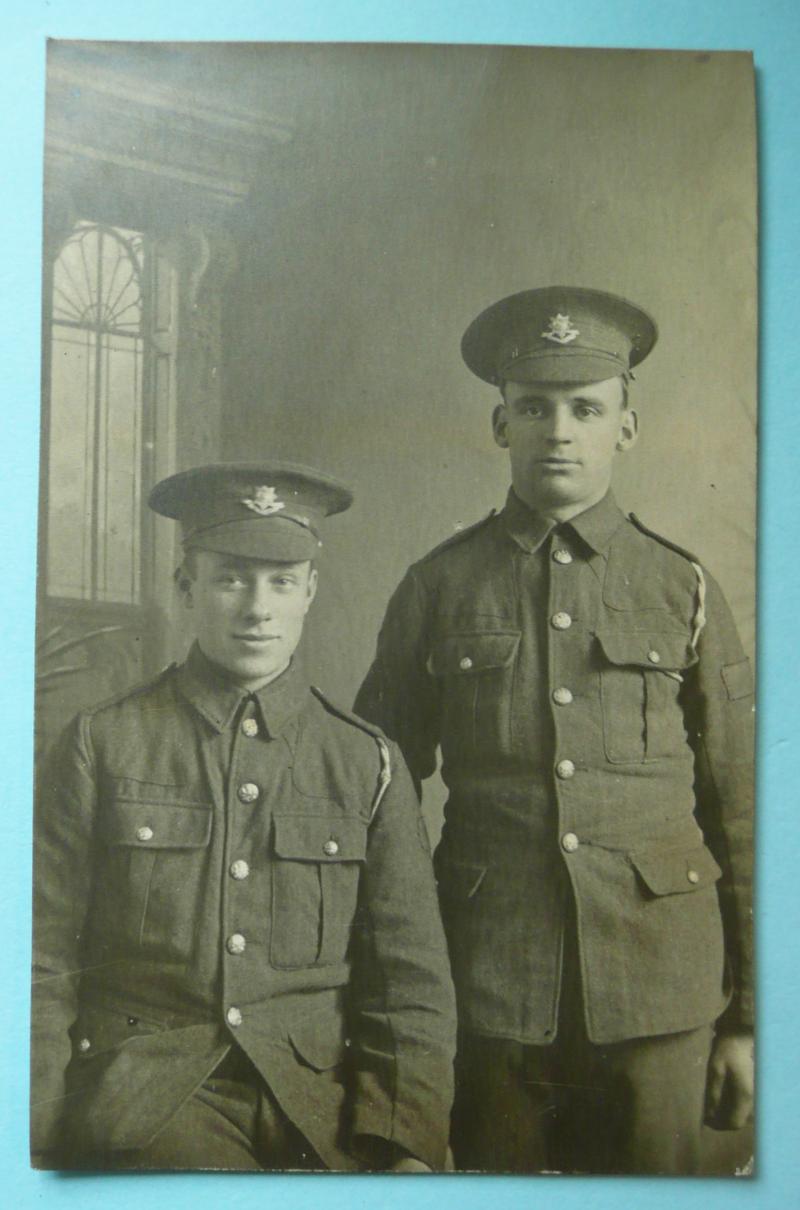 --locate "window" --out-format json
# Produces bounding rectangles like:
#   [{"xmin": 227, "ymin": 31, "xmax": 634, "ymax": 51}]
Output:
[{"xmin": 46, "ymin": 221, "xmax": 149, "ymax": 605}]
